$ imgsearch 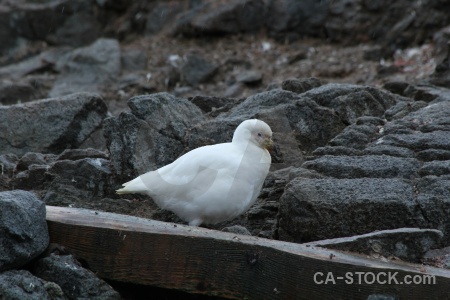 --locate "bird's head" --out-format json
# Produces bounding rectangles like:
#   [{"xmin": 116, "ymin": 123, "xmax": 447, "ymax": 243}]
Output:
[{"xmin": 233, "ymin": 119, "xmax": 273, "ymax": 151}]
